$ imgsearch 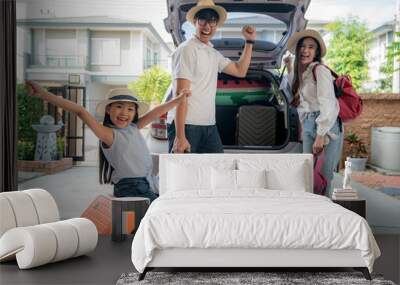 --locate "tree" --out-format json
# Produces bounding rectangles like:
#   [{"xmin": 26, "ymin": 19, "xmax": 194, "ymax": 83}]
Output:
[
  {"xmin": 128, "ymin": 65, "xmax": 171, "ymax": 104},
  {"xmin": 325, "ymin": 17, "xmax": 371, "ymax": 91},
  {"xmin": 380, "ymin": 31, "xmax": 400, "ymax": 92}
]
